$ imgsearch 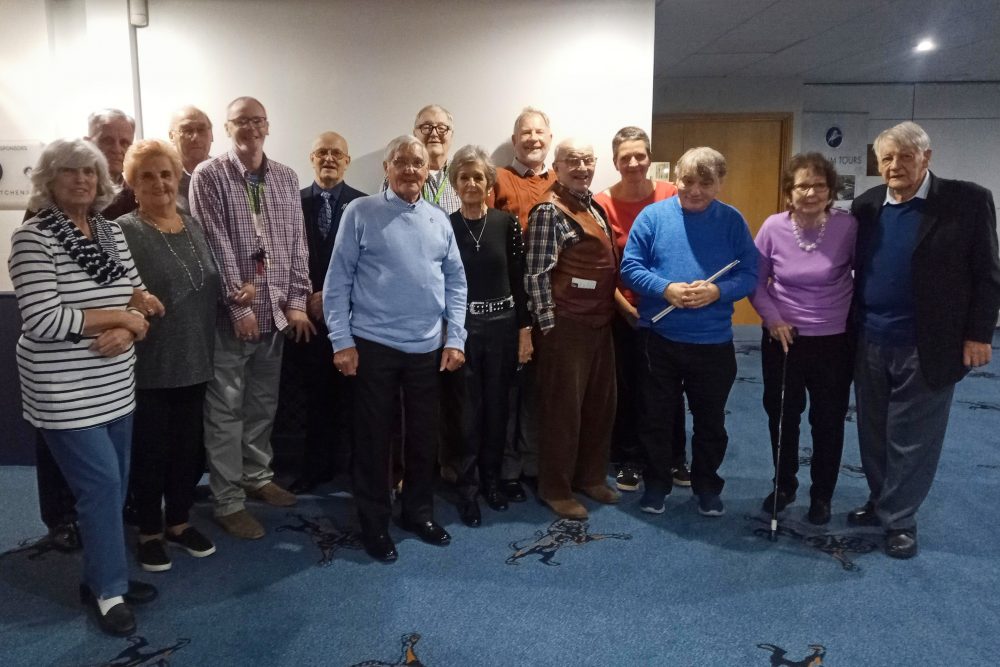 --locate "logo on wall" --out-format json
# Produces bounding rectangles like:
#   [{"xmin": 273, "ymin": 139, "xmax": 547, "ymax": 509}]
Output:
[
  {"xmin": 747, "ymin": 515, "xmax": 877, "ymax": 571},
  {"xmin": 825, "ymin": 127, "xmax": 844, "ymax": 148},
  {"xmin": 757, "ymin": 643, "xmax": 826, "ymax": 666},
  {"xmin": 350, "ymin": 633, "xmax": 423, "ymax": 667},
  {"xmin": 506, "ymin": 519, "xmax": 631, "ymax": 566},
  {"xmin": 84, "ymin": 636, "xmax": 190, "ymax": 666},
  {"xmin": 275, "ymin": 513, "xmax": 363, "ymax": 566}
]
